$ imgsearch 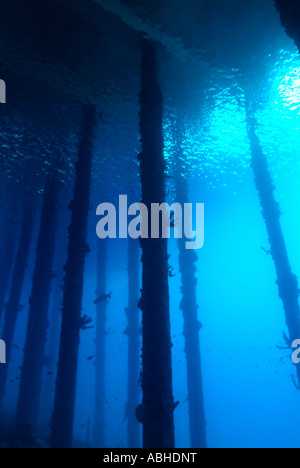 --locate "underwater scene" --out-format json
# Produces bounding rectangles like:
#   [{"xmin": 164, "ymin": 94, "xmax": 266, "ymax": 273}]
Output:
[{"xmin": 0, "ymin": 0, "xmax": 300, "ymax": 450}]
